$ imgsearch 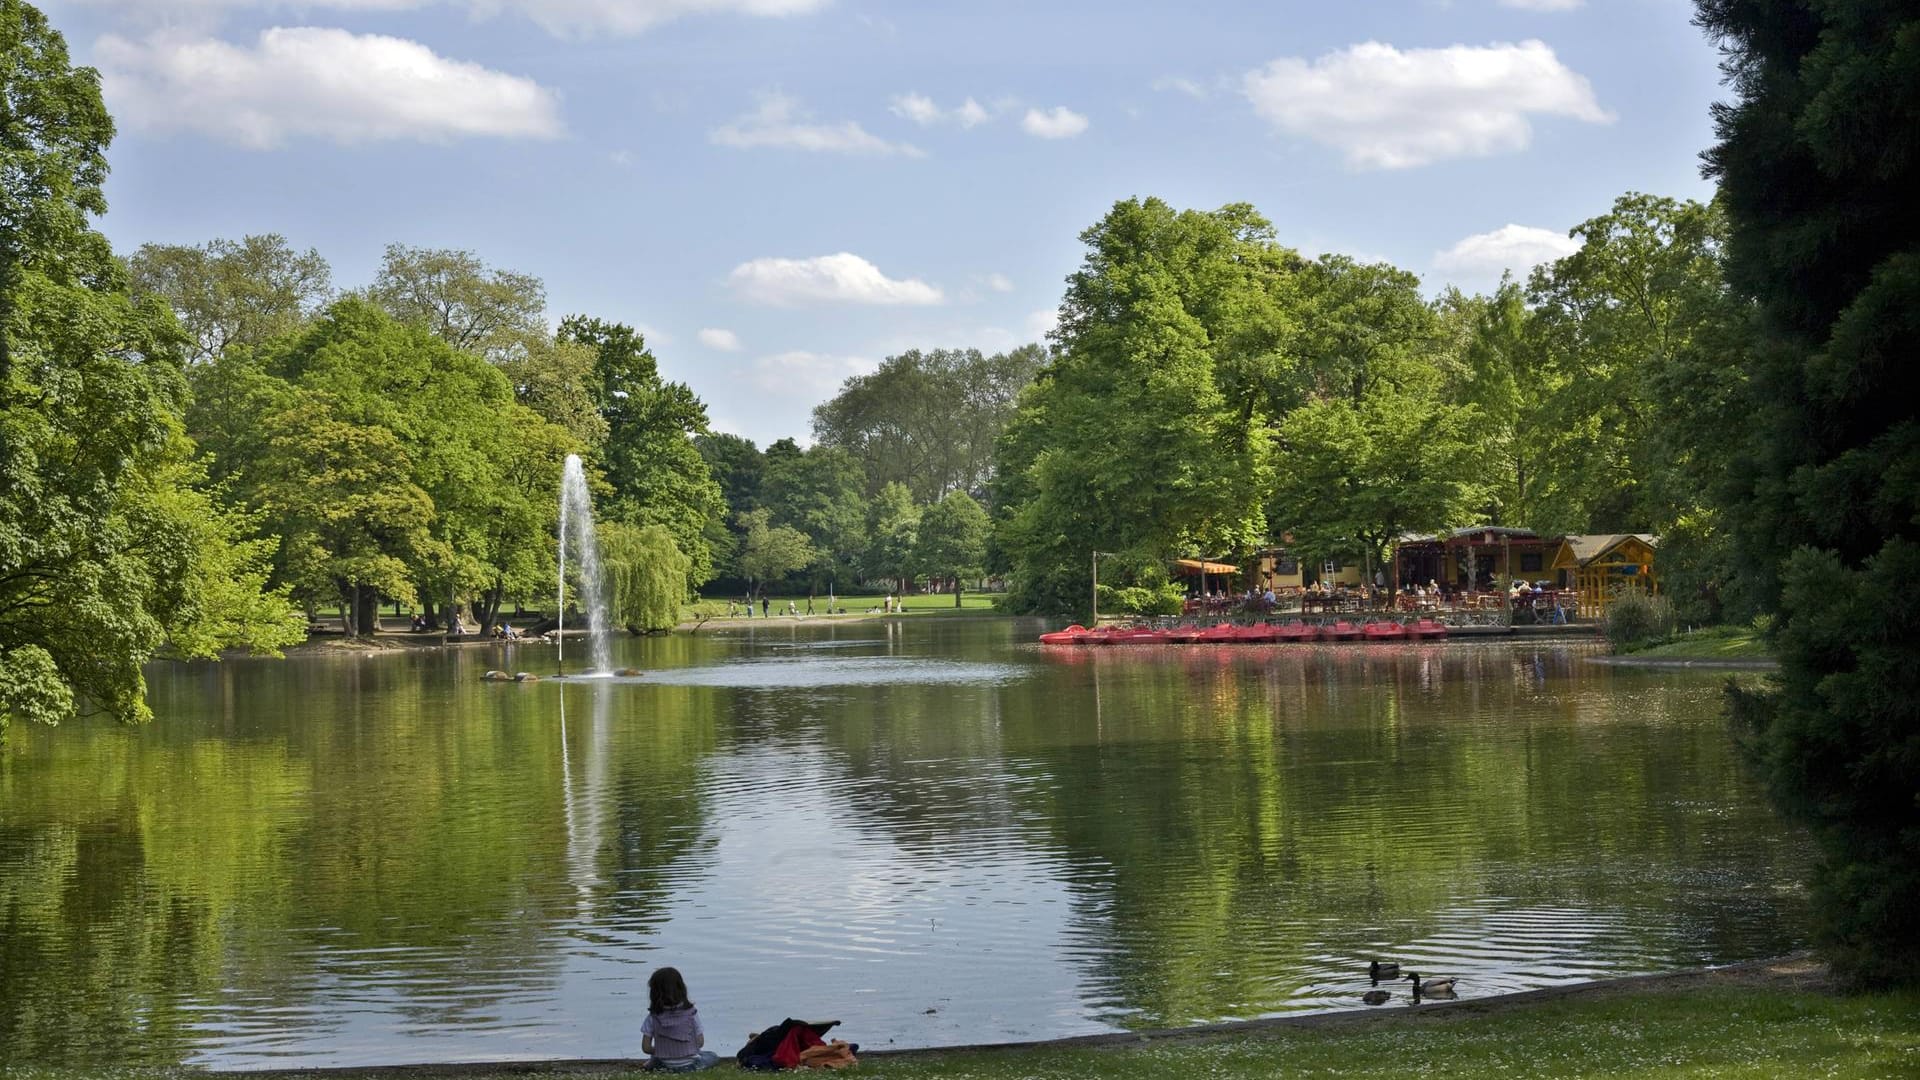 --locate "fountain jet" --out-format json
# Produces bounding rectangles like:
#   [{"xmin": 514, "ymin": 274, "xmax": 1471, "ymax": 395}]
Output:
[{"xmin": 558, "ymin": 454, "xmax": 614, "ymax": 675}]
